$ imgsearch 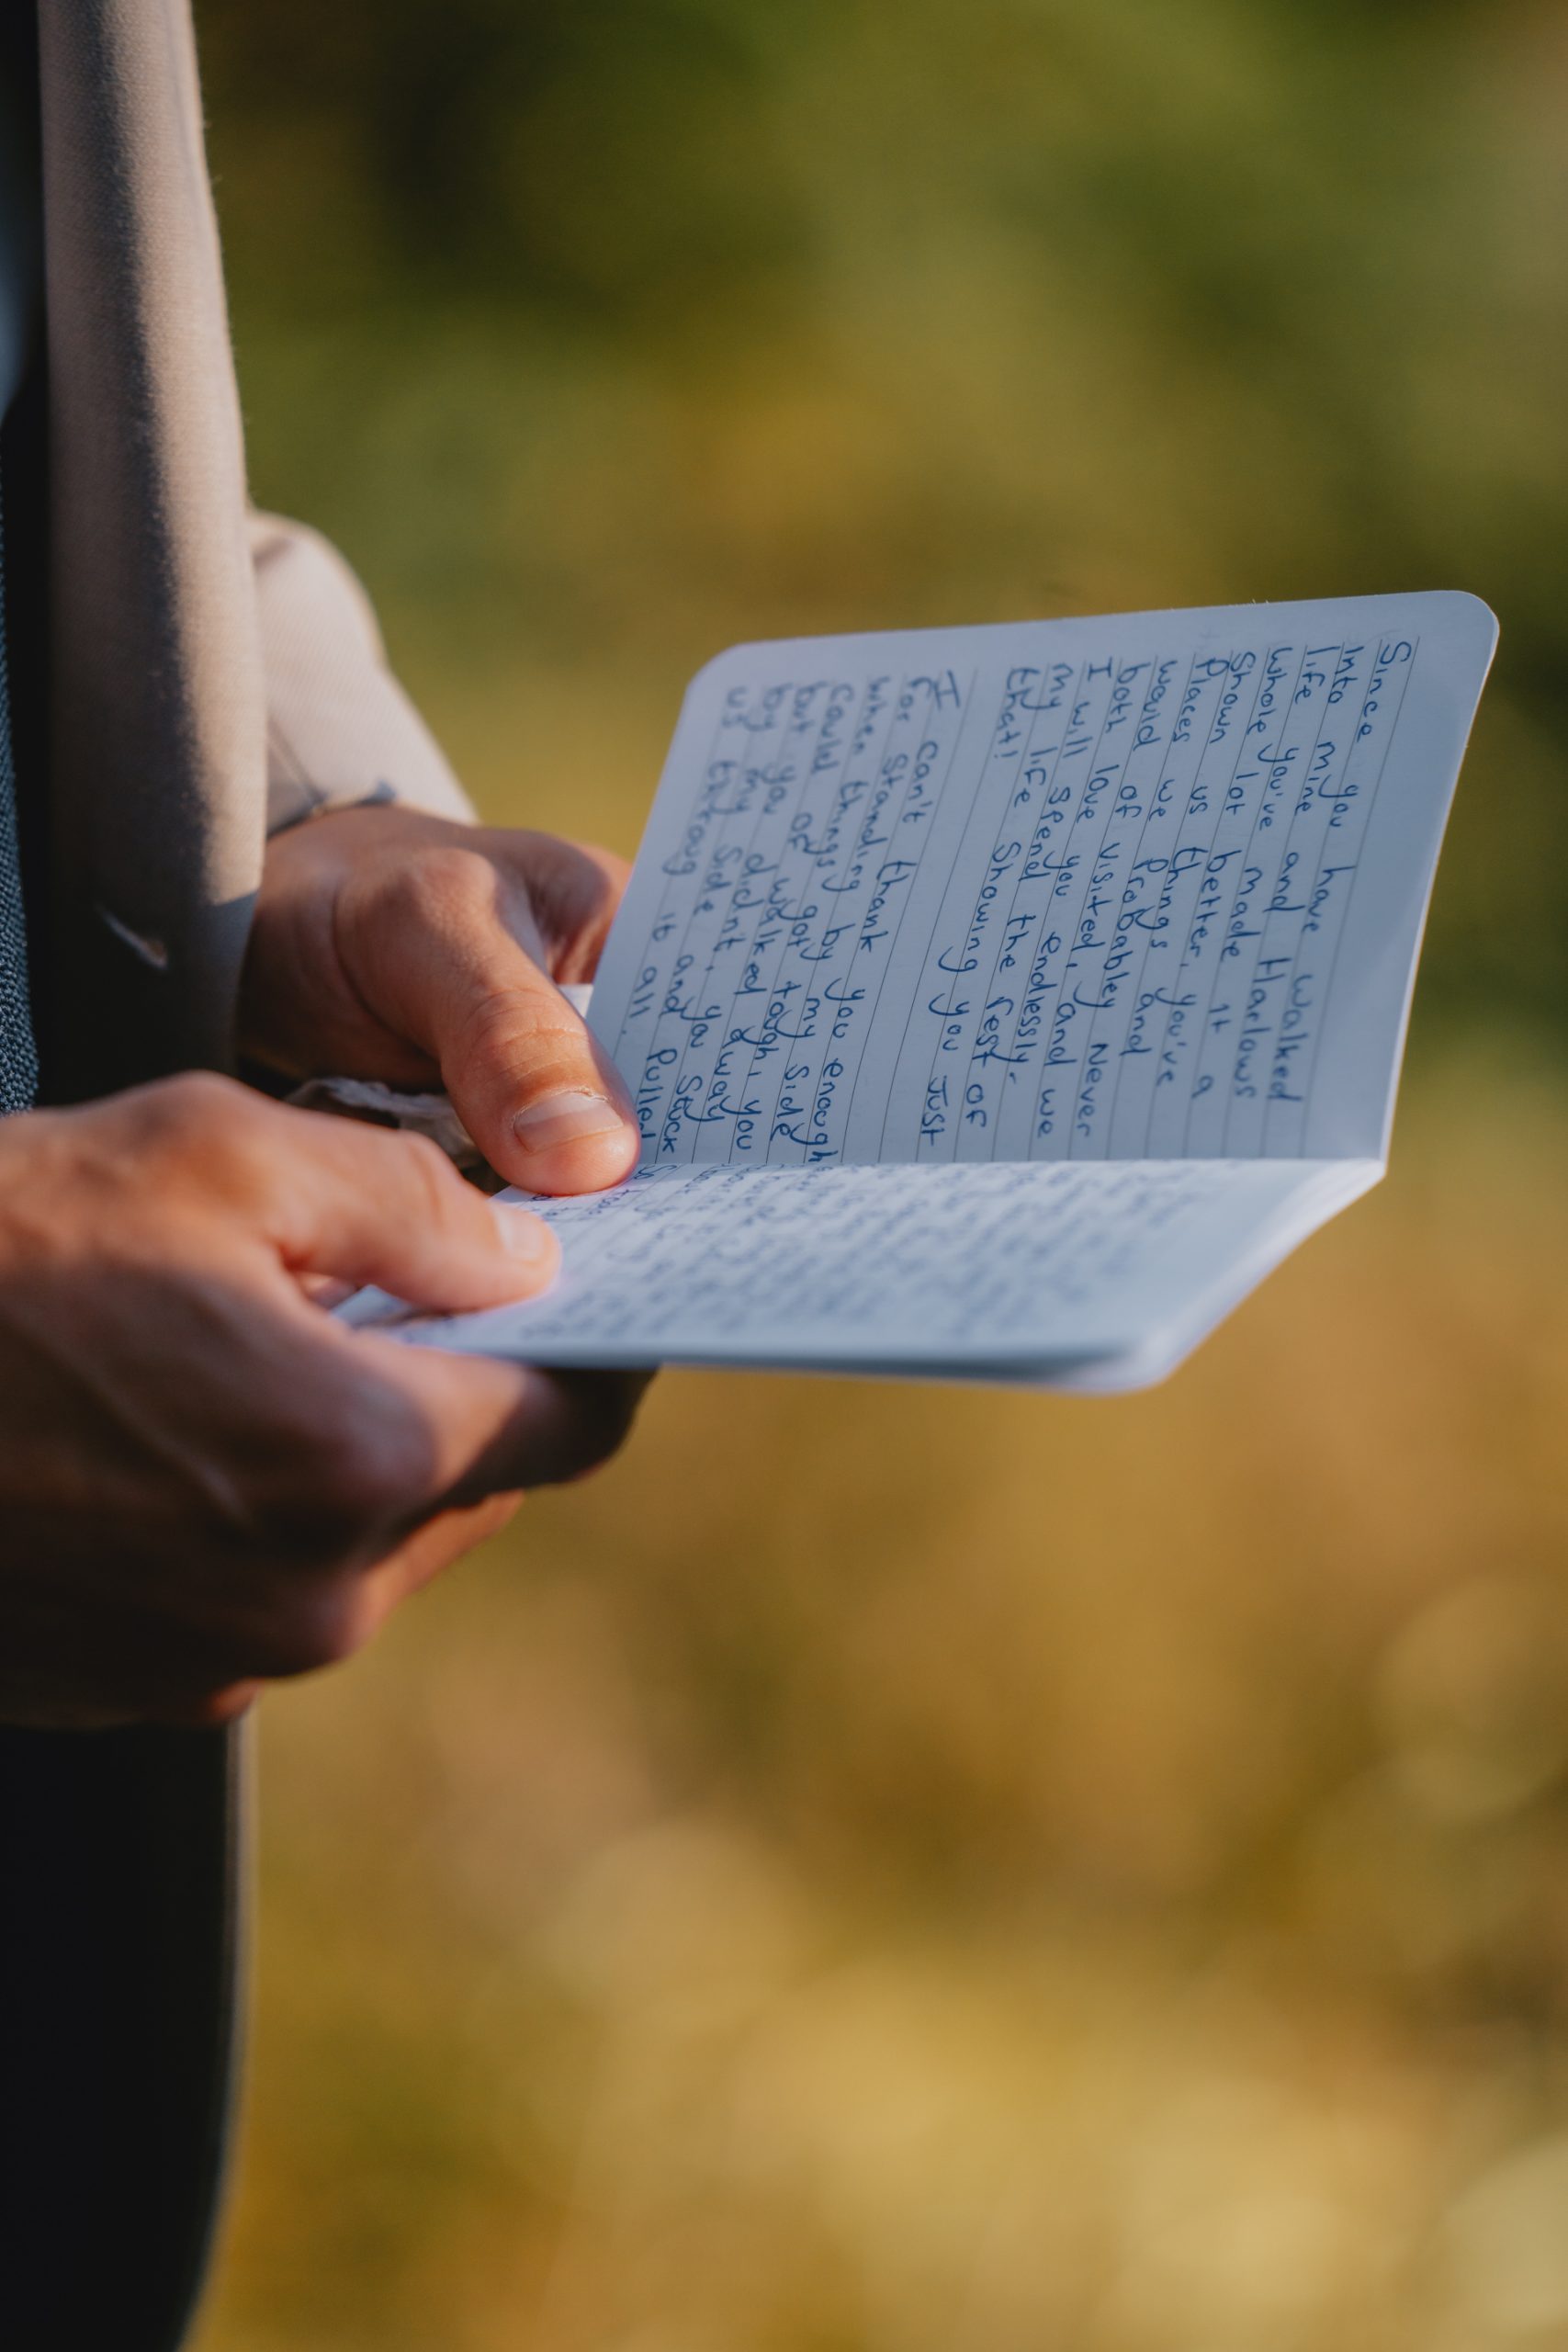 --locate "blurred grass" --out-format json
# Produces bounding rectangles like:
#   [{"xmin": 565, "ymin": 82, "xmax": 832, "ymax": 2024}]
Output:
[
  {"xmin": 199, "ymin": 1078, "xmax": 1568, "ymax": 2352},
  {"xmin": 202, "ymin": 0, "xmax": 1568, "ymax": 1038},
  {"xmin": 188, "ymin": 1, "xmax": 1568, "ymax": 2345}
]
